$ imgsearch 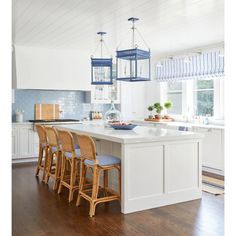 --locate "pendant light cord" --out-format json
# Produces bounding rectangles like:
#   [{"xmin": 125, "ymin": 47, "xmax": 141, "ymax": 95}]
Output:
[
  {"xmin": 92, "ymin": 33, "xmax": 112, "ymax": 58},
  {"xmin": 136, "ymin": 27, "xmax": 150, "ymax": 50},
  {"xmin": 116, "ymin": 18, "xmax": 150, "ymax": 50},
  {"xmin": 91, "ymin": 41, "xmax": 101, "ymax": 57}
]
